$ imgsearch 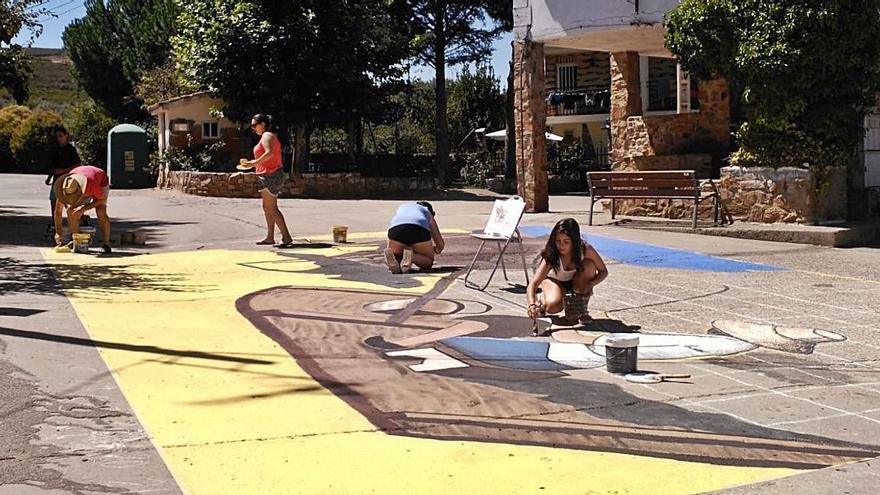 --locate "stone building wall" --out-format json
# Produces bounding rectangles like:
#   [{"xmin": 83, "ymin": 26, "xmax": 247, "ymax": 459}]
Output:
[{"xmin": 156, "ymin": 167, "xmax": 440, "ymax": 199}]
